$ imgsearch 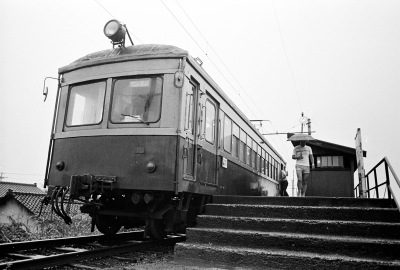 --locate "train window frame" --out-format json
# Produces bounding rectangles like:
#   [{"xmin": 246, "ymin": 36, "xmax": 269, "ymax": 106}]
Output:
[
  {"xmin": 184, "ymin": 89, "xmax": 194, "ymax": 132},
  {"xmin": 65, "ymin": 80, "xmax": 107, "ymax": 127},
  {"xmin": 251, "ymin": 139, "xmax": 257, "ymax": 169},
  {"xmin": 239, "ymin": 128, "xmax": 246, "ymax": 163},
  {"xmin": 223, "ymin": 114, "xmax": 232, "ymax": 153},
  {"xmin": 219, "ymin": 110, "xmax": 224, "ymax": 149},
  {"xmin": 258, "ymin": 146, "xmax": 263, "ymax": 173},
  {"xmin": 246, "ymin": 135, "xmax": 252, "ymax": 167},
  {"xmin": 232, "ymin": 122, "xmax": 240, "ymax": 159},
  {"xmin": 109, "ymin": 76, "xmax": 163, "ymax": 124},
  {"xmin": 205, "ymin": 99, "xmax": 216, "ymax": 144}
]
